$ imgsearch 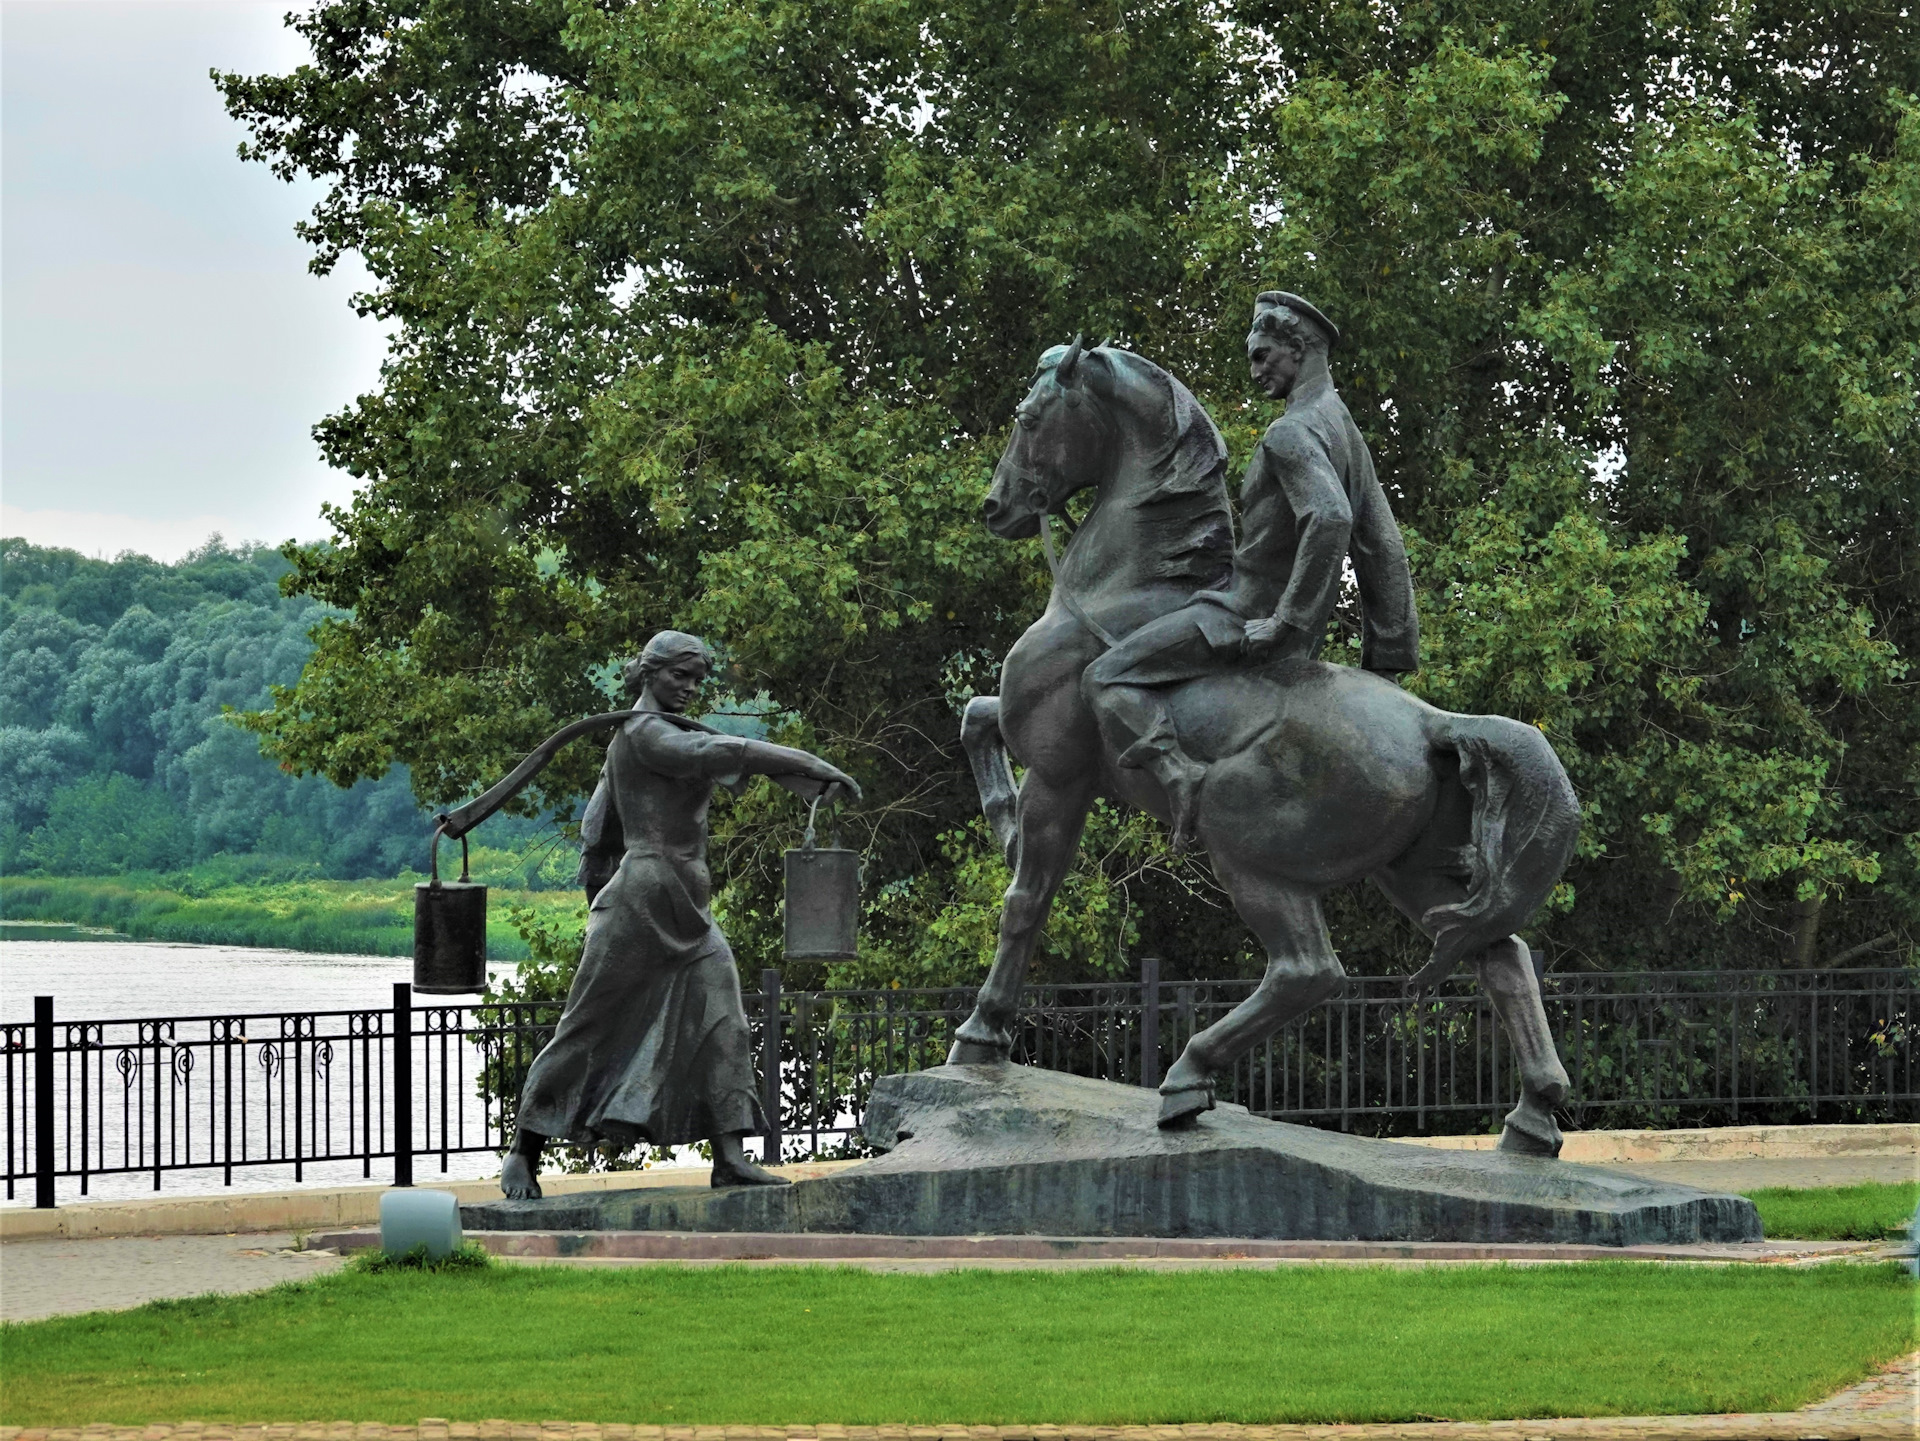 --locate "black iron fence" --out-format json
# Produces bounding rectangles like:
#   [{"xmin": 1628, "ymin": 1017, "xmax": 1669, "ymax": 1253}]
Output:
[{"xmin": 5, "ymin": 965, "xmax": 1912, "ymax": 1205}]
